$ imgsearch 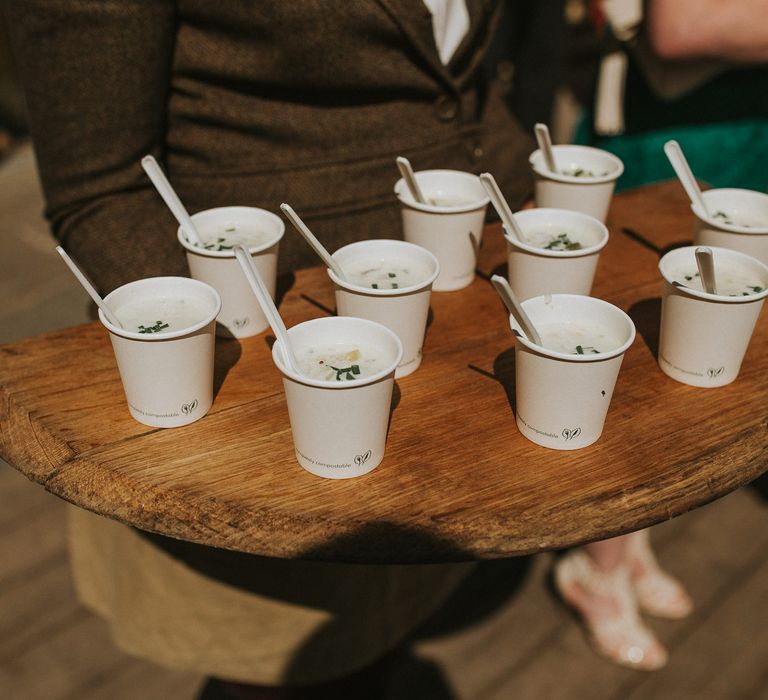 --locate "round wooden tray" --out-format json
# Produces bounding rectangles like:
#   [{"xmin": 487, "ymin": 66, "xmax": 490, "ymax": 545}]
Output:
[{"xmin": 2, "ymin": 181, "xmax": 766, "ymax": 562}]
